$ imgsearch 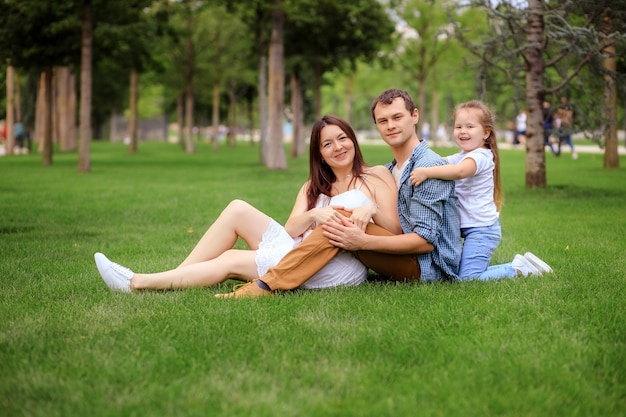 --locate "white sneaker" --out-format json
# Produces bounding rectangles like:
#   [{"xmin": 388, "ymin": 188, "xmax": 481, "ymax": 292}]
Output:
[
  {"xmin": 94, "ymin": 252, "xmax": 134, "ymax": 292},
  {"xmin": 512, "ymin": 254, "xmax": 539, "ymax": 276},
  {"xmin": 524, "ymin": 252, "xmax": 553, "ymax": 274}
]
